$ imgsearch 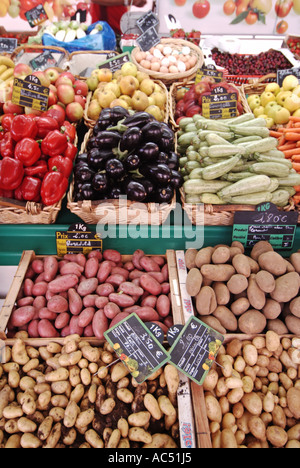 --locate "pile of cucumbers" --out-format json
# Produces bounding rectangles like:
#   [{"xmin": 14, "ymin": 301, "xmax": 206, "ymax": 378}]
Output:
[{"xmin": 177, "ymin": 113, "xmax": 300, "ymax": 206}]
